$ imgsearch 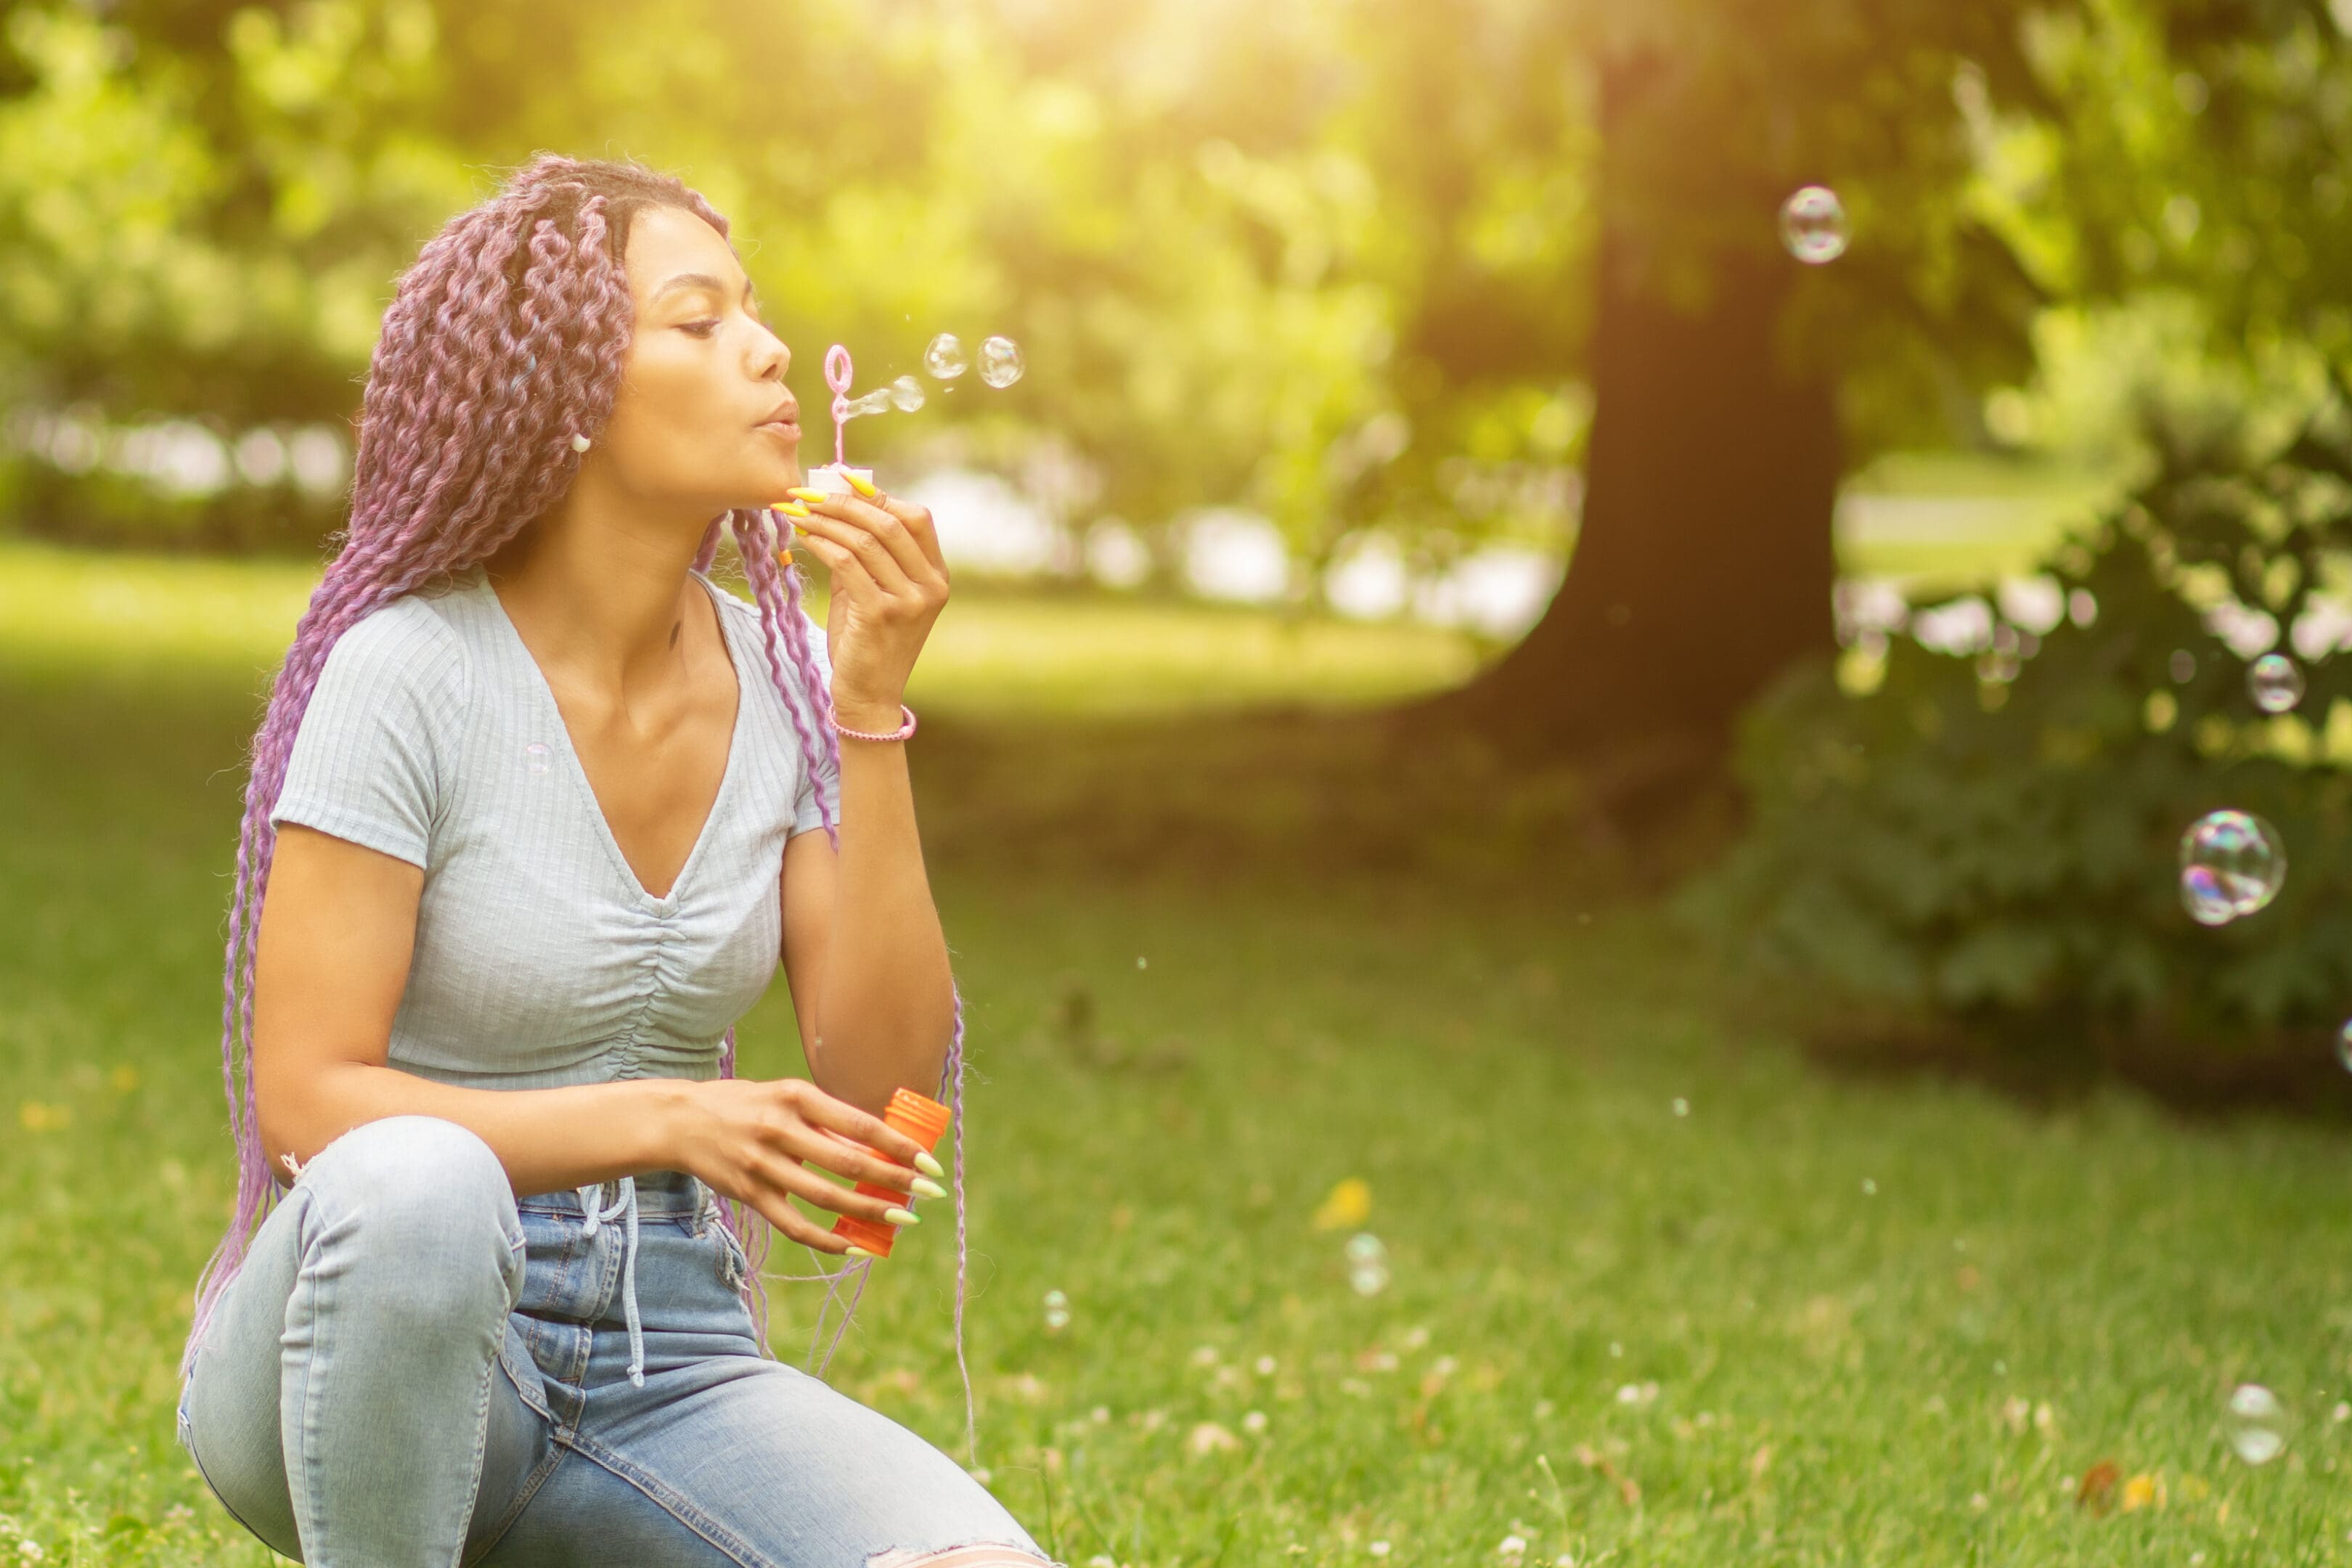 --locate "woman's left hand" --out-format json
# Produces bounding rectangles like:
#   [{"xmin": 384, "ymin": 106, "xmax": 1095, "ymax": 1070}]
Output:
[{"xmin": 781, "ymin": 485, "xmax": 950, "ymax": 729}]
